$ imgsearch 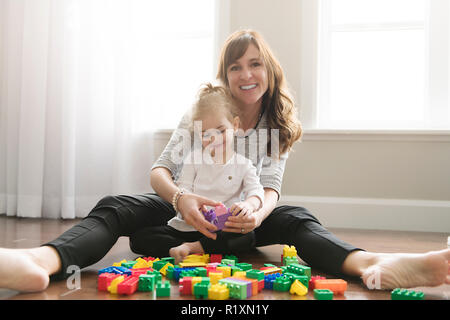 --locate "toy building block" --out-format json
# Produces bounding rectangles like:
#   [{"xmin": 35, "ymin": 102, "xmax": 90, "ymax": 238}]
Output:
[
  {"xmin": 193, "ymin": 282, "xmax": 211, "ymax": 299},
  {"xmin": 112, "ymin": 259, "xmax": 127, "ymax": 267},
  {"xmin": 220, "ymin": 279, "xmax": 248, "ymax": 299},
  {"xmin": 217, "ymin": 266, "xmax": 231, "ymax": 278},
  {"xmin": 132, "ymin": 257, "xmax": 150, "ymax": 269},
  {"xmin": 314, "ymin": 279, "xmax": 347, "ymax": 295},
  {"xmin": 260, "ymin": 266, "xmax": 283, "ymax": 276},
  {"xmin": 98, "ymin": 273, "xmax": 120, "ymax": 291},
  {"xmin": 179, "ymin": 277, "xmax": 193, "ymax": 295},
  {"xmin": 210, "ymin": 254, "xmax": 222, "ymax": 264},
  {"xmin": 283, "ymin": 256, "xmax": 298, "ymax": 266},
  {"xmin": 98, "ymin": 266, "xmax": 131, "ymax": 276},
  {"xmin": 286, "ymin": 263, "xmax": 311, "ymax": 278},
  {"xmin": 161, "ymin": 257, "xmax": 175, "ymax": 265},
  {"xmin": 117, "ymin": 276, "xmax": 139, "ymax": 295},
  {"xmin": 236, "ymin": 262, "xmax": 252, "ymax": 271},
  {"xmin": 391, "ymin": 288, "xmax": 425, "ymax": 300},
  {"xmin": 309, "ymin": 276, "xmax": 326, "ymax": 290},
  {"xmin": 153, "ymin": 260, "xmax": 168, "ymax": 271},
  {"xmin": 224, "ymin": 254, "xmax": 238, "ymax": 263},
  {"xmin": 264, "ymin": 273, "xmax": 282, "ymax": 290},
  {"xmin": 290, "ymin": 279, "xmax": 308, "ymax": 296},
  {"xmin": 283, "ymin": 245, "xmax": 298, "ymax": 257},
  {"xmin": 195, "ymin": 267, "xmax": 208, "ymax": 277},
  {"xmin": 221, "ymin": 258, "xmax": 235, "ymax": 266},
  {"xmin": 191, "ymin": 276, "xmax": 203, "ymax": 291},
  {"xmin": 233, "ymin": 271, "xmax": 246, "ymax": 278},
  {"xmin": 208, "ymin": 283, "xmax": 230, "ymax": 300},
  {"xmin": 131, "ymin": 268, "xmax": 152, "ymax": 278},
  {"xmin": 156, "ymin": 280, "xmax": 171, "ymax": 297},
  {"xmin": 146, "ymin": 257, "xmax": 160, "ymax": 268},
  {"xmin": 203, "ymin": 204, "xmax": 232, "ymax": 231},
  {"xmin": 165, "ymin": 265, "xmax": 175, "ymax": 280},
  {"xmin": 273, "ymin": 275, "xmax": 292, "ymax": 292},
  {"xmin": 314, "ymin": 289, "xmax": 334, "ymax": 300},
  {"xmin": 284, "ymin": 273, "xmax": 309, "ymax": 288},
  {"xmin": 108, "ymin": 275, "xmax": 125, "ymax": 294},
  {"xmin": 246, "ymin": 269, "xmax": 265, "ymax": 281},
  {"xmin": 159, "ymin": 262, "xmax": 174, "ymax": 276},
  {"xmin": 179, "ymin": 261, "xmax": 207, "ymax": 268},
  {"xmin": 209, "ymin": 272, "xmax": 224, "ymax": 285},
  {"xmin": 138, "ymin": 274, "xmax": 156, "ymax": 292}
]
